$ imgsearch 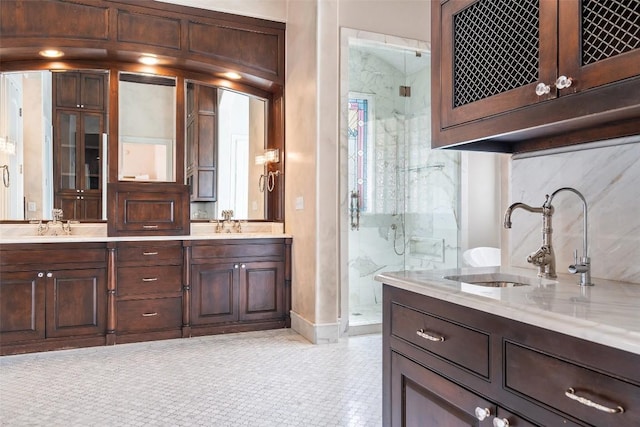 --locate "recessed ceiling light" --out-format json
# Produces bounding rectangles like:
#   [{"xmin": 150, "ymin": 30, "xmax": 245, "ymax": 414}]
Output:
[
  {"xmin": 39, "ymin": 49, "xmax": 64, "ymax": 58},
  {"xmin": 139, "ymin": 54, "xmax": 158, "ymax": 65},
  {"xmin": 224, "ymin": 72, "xmax": 242, "ymax": 80}
]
